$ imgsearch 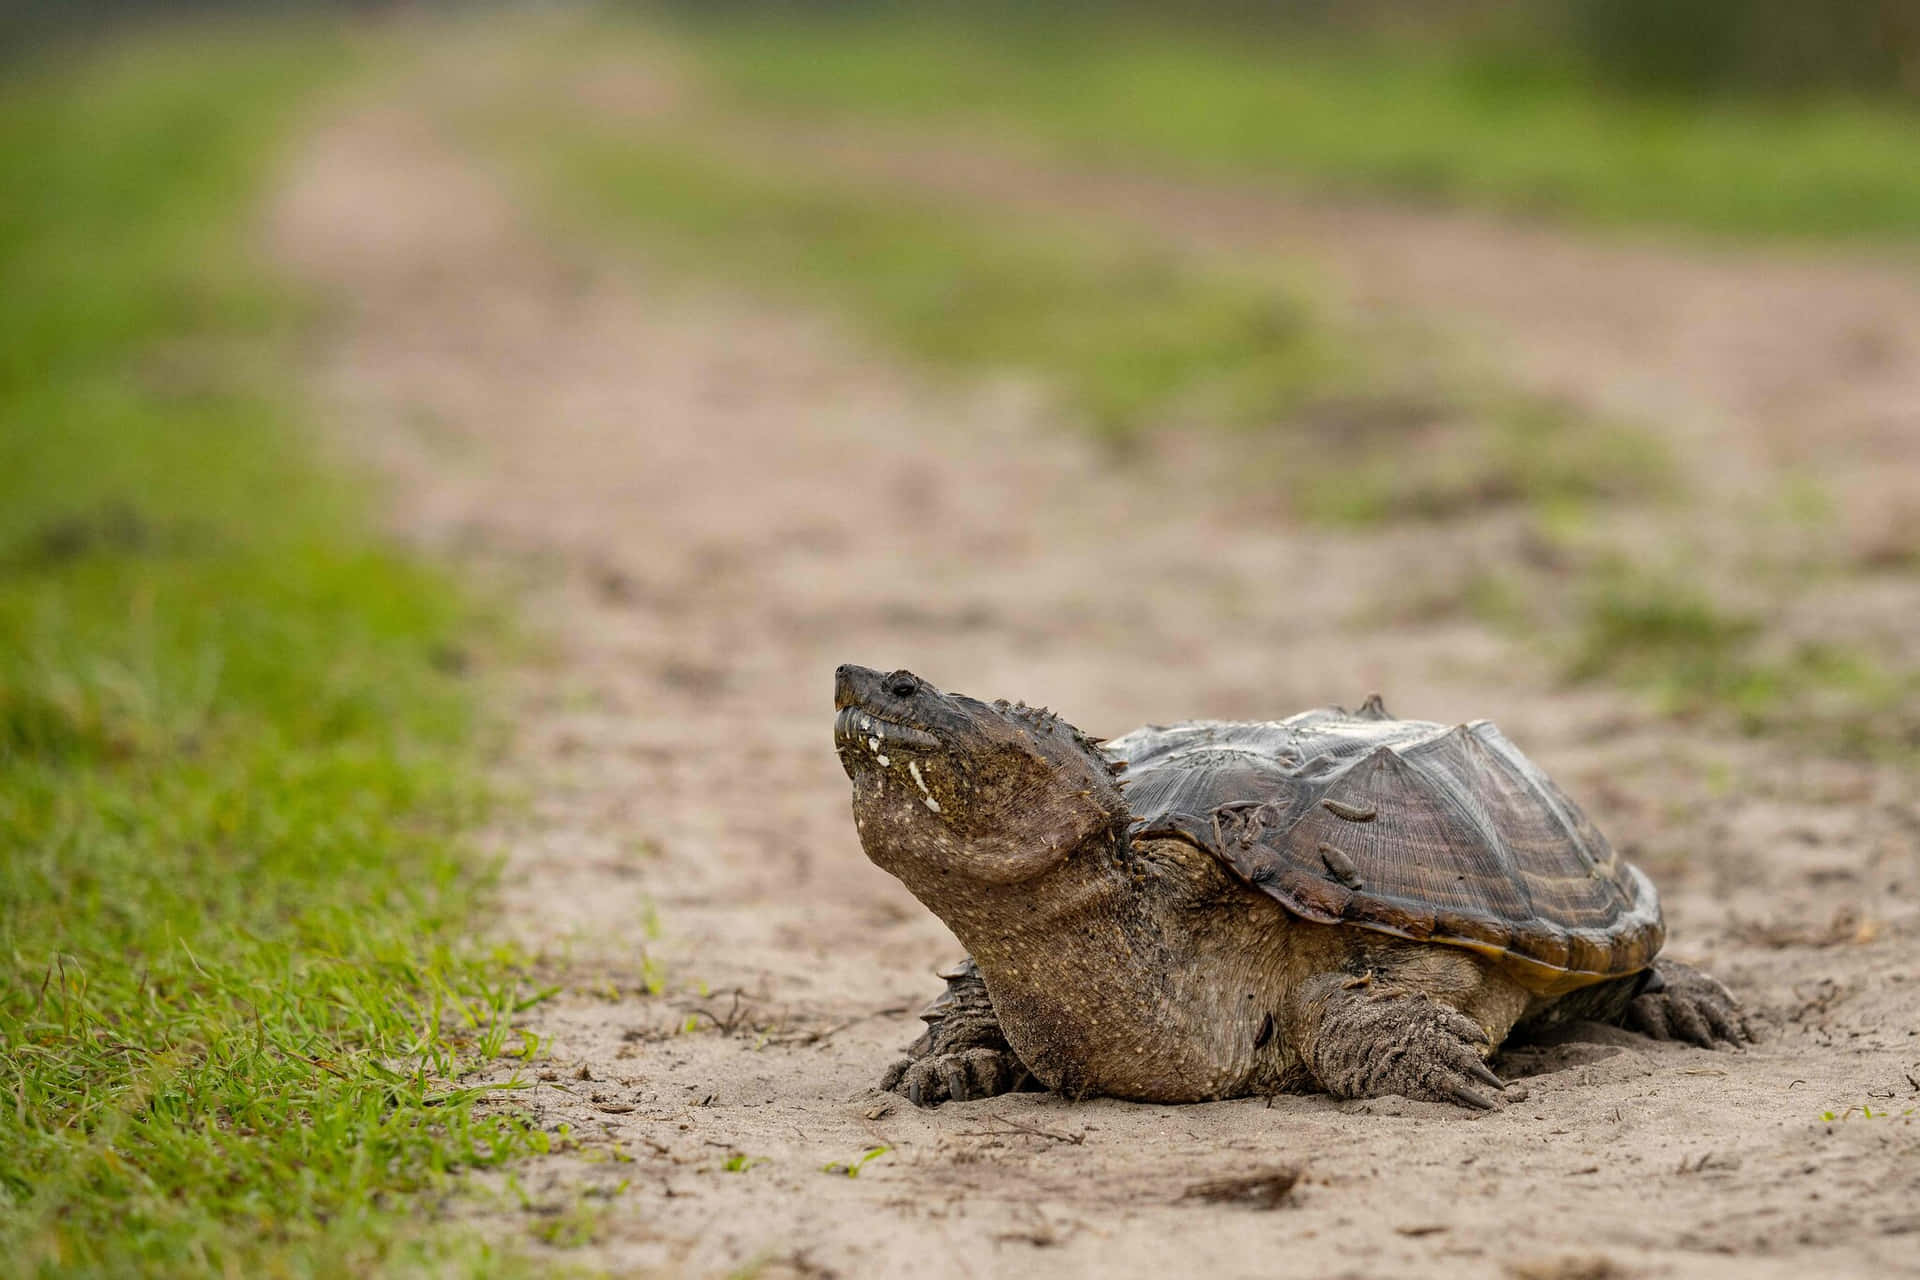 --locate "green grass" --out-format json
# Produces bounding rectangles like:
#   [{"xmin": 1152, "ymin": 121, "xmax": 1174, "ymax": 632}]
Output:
[
  {"xmin": 1291, "ymin": 394, "xmax": 1671, "ymax": 526},
  {"xmin": 512, "ymin": 122, "xmax": 1343, "ymax": 443},
  {"xmin": 674, "ymin": 10, "xmax": 1920, "ymax": 241},
  {"xmin": 1, "ymin": 26, "xmax": 543, "ymax": 1276},
  {"xmin": 476, "ymin": 82, "xmax": 1666, "ymax": 522},
  {"xmin": 1564, "ymin": 568, "xmax": 1919, "ymax": 758},
  {"xmin": 821, "ymin": 1145, "xmax": 890, "ymax": 1178}
]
